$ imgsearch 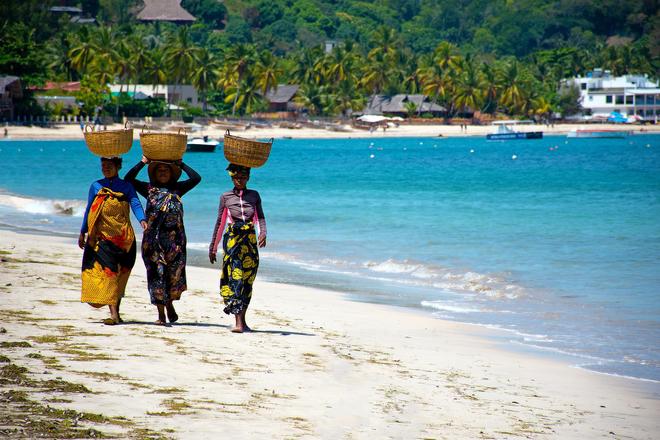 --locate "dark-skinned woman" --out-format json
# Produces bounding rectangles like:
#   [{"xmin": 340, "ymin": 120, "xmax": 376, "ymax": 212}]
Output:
[
  {"xmin": 209, "ymin": 164, "xmax": 267, "ymax": 333},
  {"xmin": 125, "ymin": 156, "xmax": 201, "ymax": 325},
  {"xmin": 80, "ymin": 156, "xmax": 147, "ymax": 325}
]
